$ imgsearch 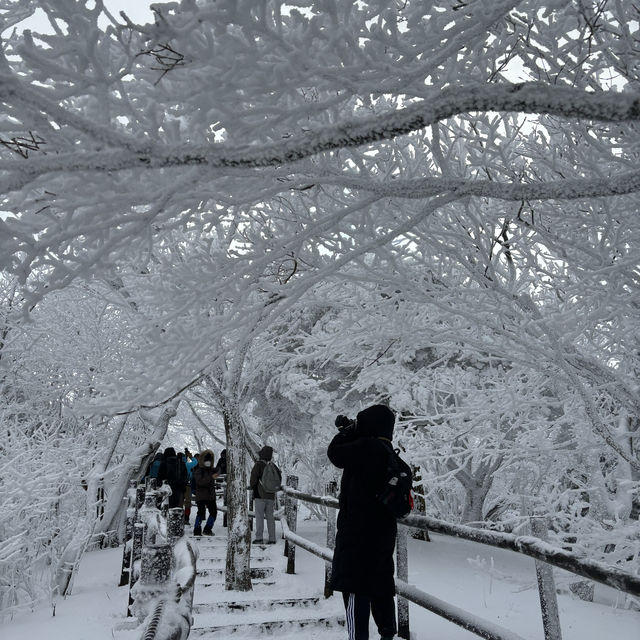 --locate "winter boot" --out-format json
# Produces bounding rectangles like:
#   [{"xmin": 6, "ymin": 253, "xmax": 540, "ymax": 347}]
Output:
[{"xmin": 203, "ymin": 514, "xmax": 215, "ymax": 535}]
